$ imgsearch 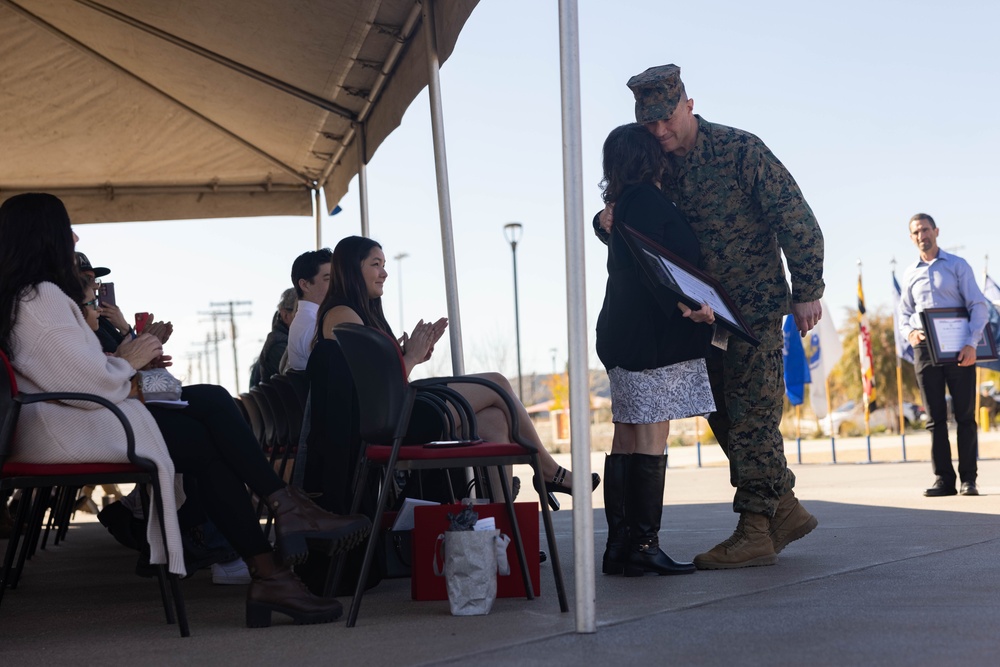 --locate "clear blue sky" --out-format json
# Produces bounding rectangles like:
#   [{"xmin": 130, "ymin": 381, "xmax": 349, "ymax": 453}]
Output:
[{"xmin": 75, "ymin": 0, "xmax": 1000, "ymax": 394}]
